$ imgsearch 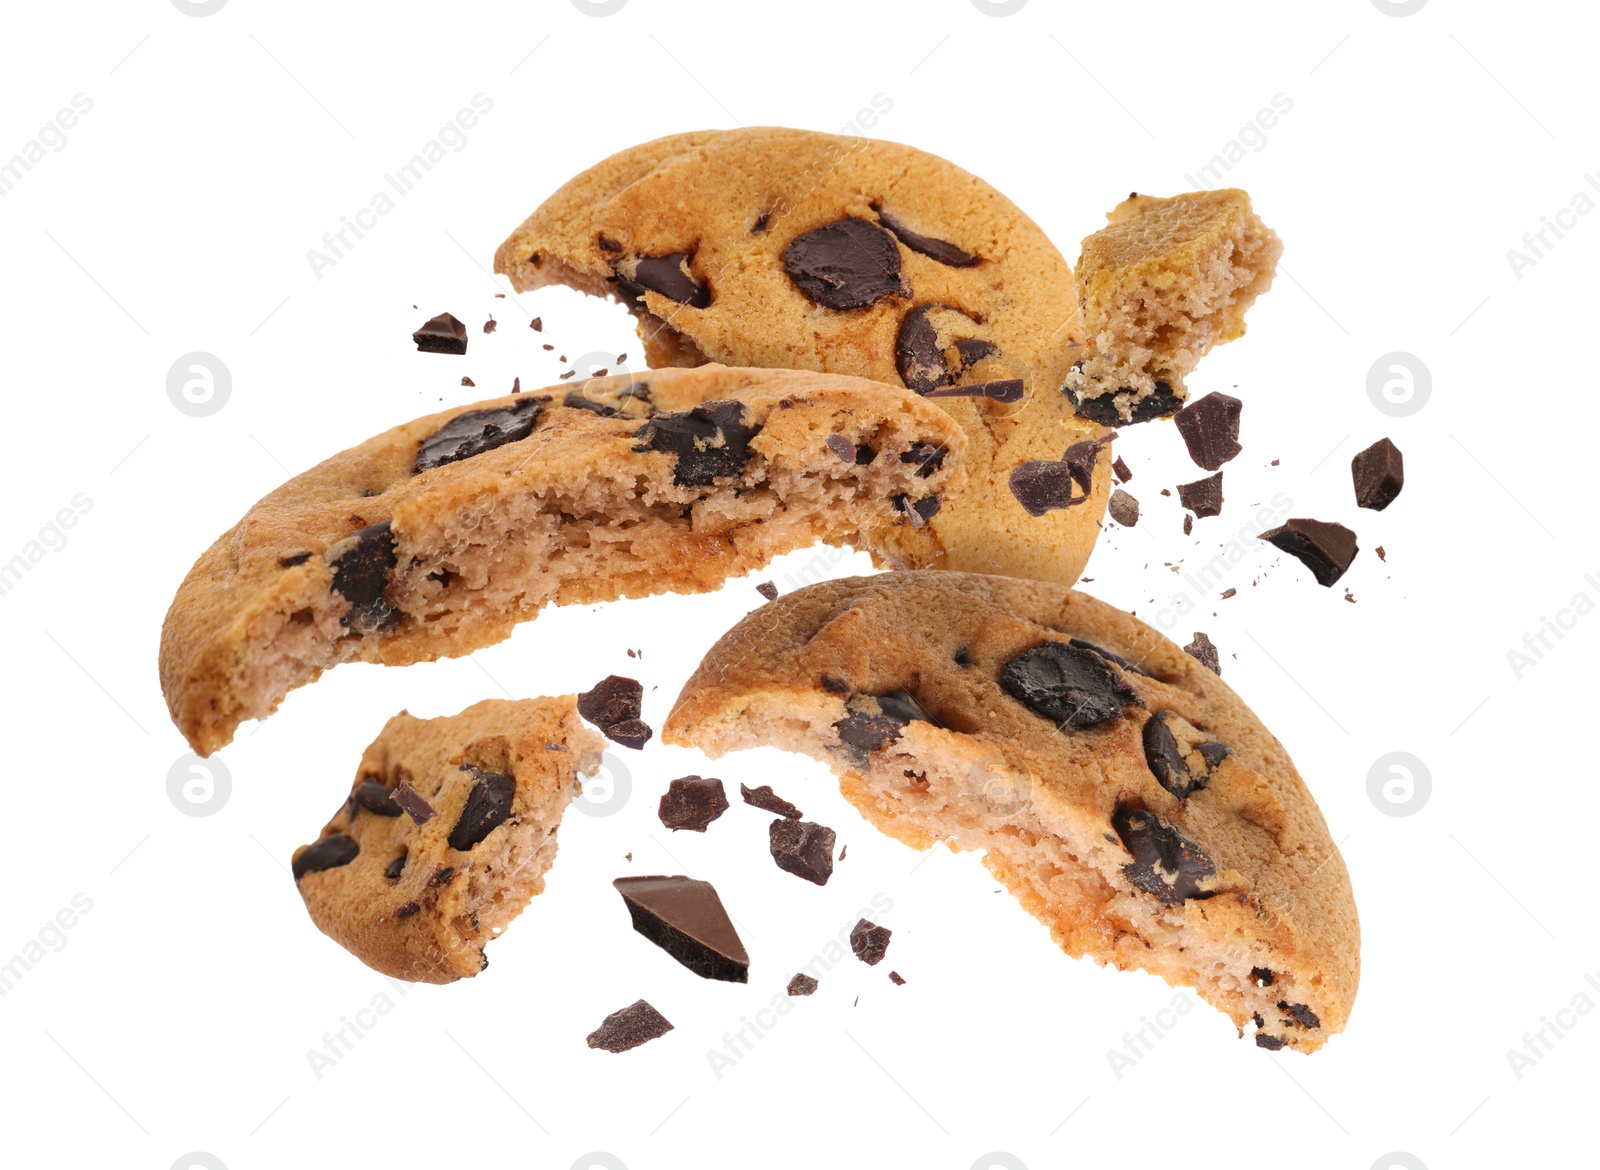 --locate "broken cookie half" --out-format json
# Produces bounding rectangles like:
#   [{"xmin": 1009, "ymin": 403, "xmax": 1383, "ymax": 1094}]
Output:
[
  {"xmin": 1066, "ymin": 189, "xmax": 1282, "ymax": 425},
  {"xmin": 290, "ymin": 697, "xmax": 604, "ymax": 983},
  {"xmin": 160, "ymin": 365, "xmax": 965, "ymax": 755},
  {"xmin": 663, "ymin": 571, "xmax": 1357, "ymax": 1052}
]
